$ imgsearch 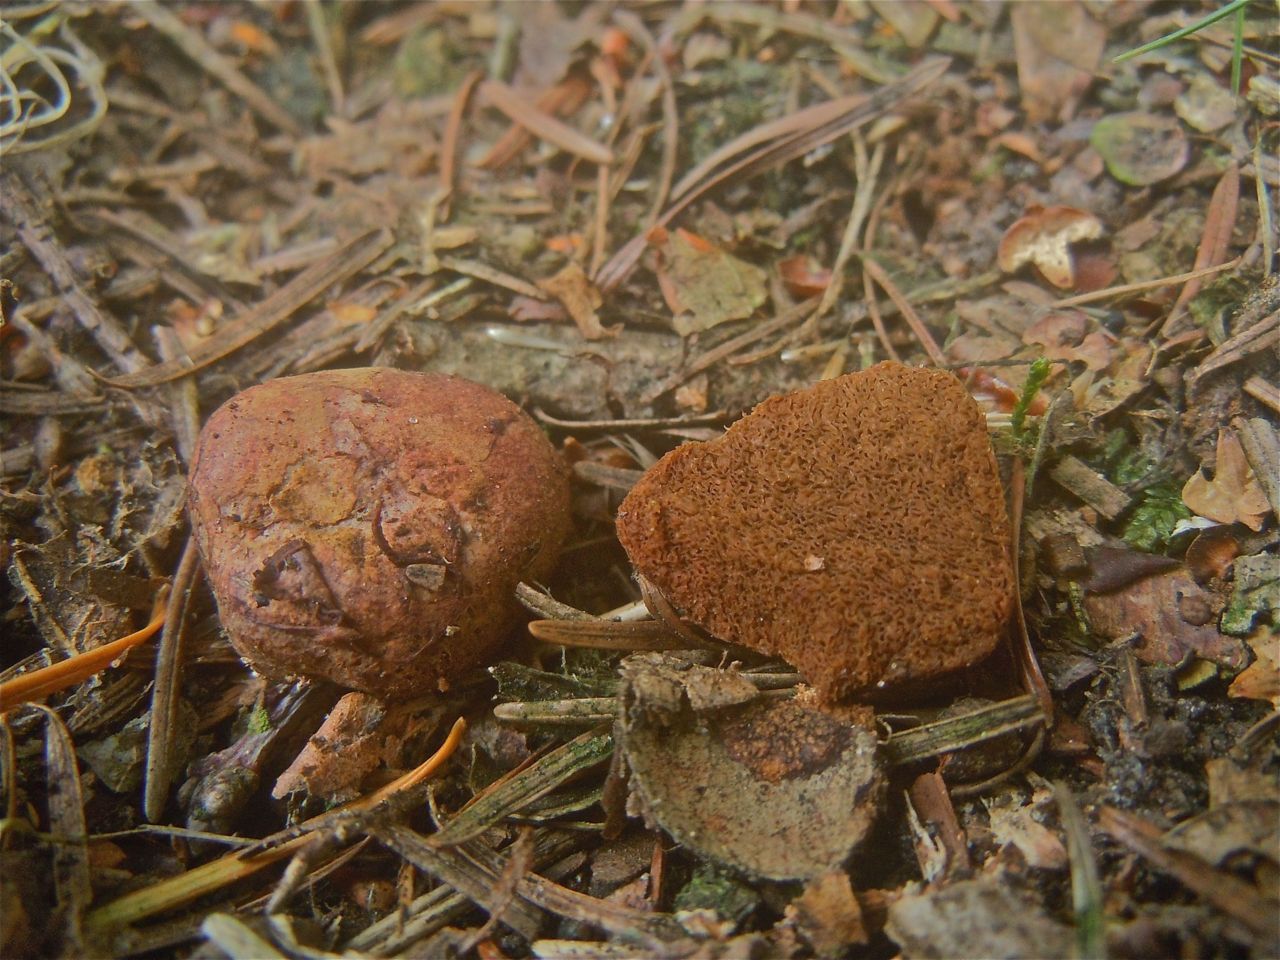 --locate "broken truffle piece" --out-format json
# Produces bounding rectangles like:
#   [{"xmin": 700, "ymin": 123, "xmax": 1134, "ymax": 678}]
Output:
[
  {"xmin": 615, "ymin": 362, "xmax": 1013, "ymax": 703},
  {"xmin": 188, "ymin": 368, "xmax": 571, "ymax": 700}
]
